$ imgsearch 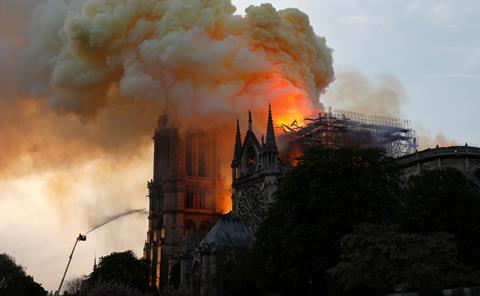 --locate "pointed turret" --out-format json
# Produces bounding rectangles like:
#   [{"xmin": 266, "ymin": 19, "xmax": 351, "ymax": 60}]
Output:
[
  {"xmin": 265, "ymin": 104, "xmax": 278, "ymax": 153},
  {"xmin": 232, "ymin": 119, "xmax": 242, "ymax": 166},
  {"xmin": 248, "ymin": 110, "xmax": 253, "ymax": 131},
  {"xmin": 231, "ymin": 119, "xmax": 243, "ymax": 180}
]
